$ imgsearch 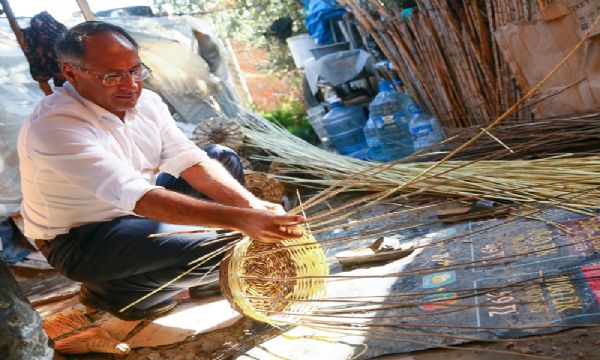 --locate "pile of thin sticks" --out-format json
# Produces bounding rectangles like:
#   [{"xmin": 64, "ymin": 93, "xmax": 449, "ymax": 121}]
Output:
[
  {"xmin": 345, "ymin": 0, "xmax": 542, "ymax": 127},
  {"xmin": 234, "ymin": 109, "xmax": 600, "ymax": 214},
  {"xmin": 437, "ymin": 113, "xmax": 600, "ymax": 160}
]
